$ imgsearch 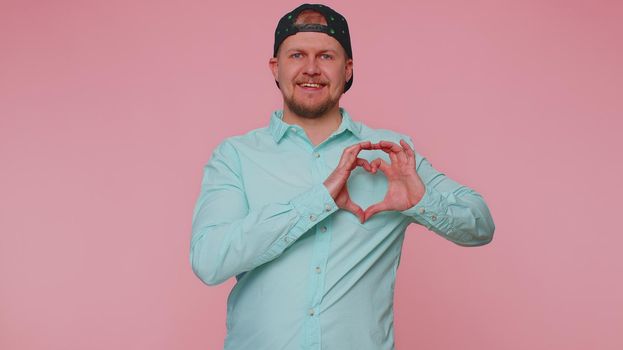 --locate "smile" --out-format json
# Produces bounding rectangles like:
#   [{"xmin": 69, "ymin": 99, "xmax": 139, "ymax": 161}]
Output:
[
  {"xmin": 299, "ymin": 83, "xmax": 322, "ymax": 88},
  {"xmin": 296, "ymin": 82, "xmax": 327, "ymax": 92}
]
